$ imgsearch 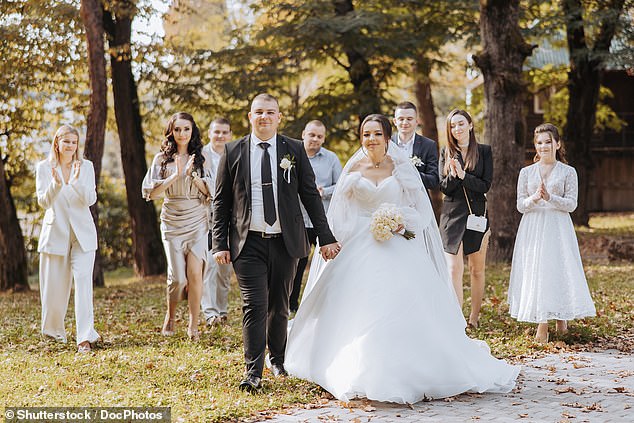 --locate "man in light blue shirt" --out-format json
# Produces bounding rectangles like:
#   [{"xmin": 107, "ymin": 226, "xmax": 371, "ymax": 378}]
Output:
[{"xmin": 290, "ymin": 120, "xmax": 342, "ymax": 312}]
